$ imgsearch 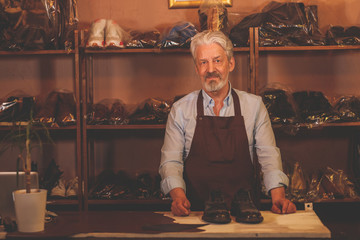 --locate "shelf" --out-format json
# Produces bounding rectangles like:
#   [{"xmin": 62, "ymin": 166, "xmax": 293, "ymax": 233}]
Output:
[
  {"xmin": 312, "ymin": 122, "xmax": 360, "ymax": 128},
  {"xmin": 309, "ymin": 198, "xmax": 360, "ymax": 203},
  {"xmin": 0, "ymin": 50, "xmax": 75, "ymax": 55},
  {"xmin": 86, "ymin": 124, "xmax": 166, "ymax": 130},
  {"xmin": 261, "ymin": 197, "xmax": 360, "ymax": 204},
  {"xmin": 82, "ymin": 46, "xmax": 250, "ymax": 54},
  {"xmin": 0, "ymin": 125, "xmax": 77, "ymax": 131},
  {"xmin": 88, "ymin": 199, "xmax": 171, "ymax": 205},
  {"xmin": 272, "ymin": 122, "xmax": 360, "ymax": 129},
  {"xmin": 258, "ymin": 45, "xmax": 360, "ymax": 52},
  {"xmin": 86, "ymin": 122, "xmax": 360, "ymax": 131},
  {"xmin": 47, "ymin": 199, "xmax": 79, "ymax": 206},
  {"xmin": 0, "ymin": 31, "xmax": 82, "ymax": 212}
]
